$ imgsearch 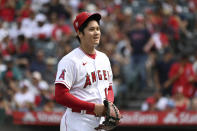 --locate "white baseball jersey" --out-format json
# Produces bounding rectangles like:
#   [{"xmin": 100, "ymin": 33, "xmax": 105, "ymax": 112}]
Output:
[{"xmin": 55, "ymin": 47, "xmax": 113, "ymax": 104}]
